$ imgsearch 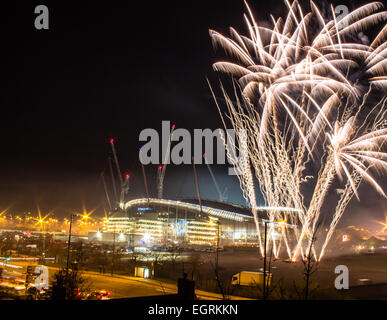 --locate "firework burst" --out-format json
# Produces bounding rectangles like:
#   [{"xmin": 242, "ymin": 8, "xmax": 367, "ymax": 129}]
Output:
[{"xmin": 210, "ymin": 0, "xmax": 387, "ymax": 260}]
